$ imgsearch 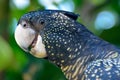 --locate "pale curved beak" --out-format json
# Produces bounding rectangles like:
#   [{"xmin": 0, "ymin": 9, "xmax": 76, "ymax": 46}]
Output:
[
  {"xmin": 15, "ymin": 24, "xmax": 36, "ymax": 52},
  {"xmin": 14, "ymin": 24, "xmax": 47, "ymax": 58}
]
